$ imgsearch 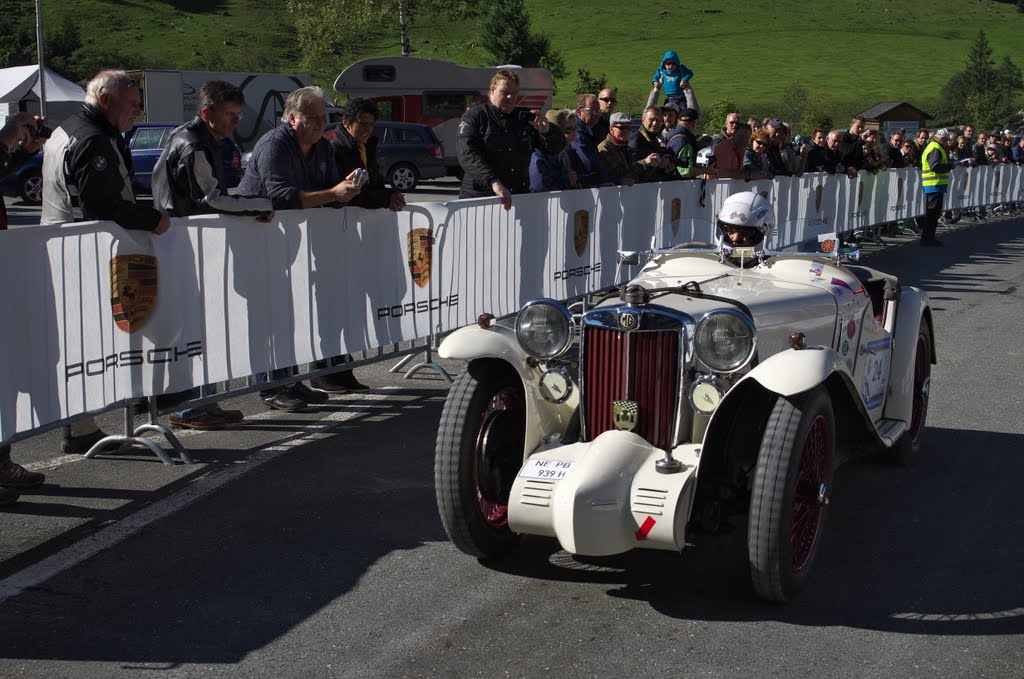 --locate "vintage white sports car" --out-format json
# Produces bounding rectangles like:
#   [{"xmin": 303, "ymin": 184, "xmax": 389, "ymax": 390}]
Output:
[{"xmin": 433, "ymin": 192, "xmax": 934, "ymax": 603}]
